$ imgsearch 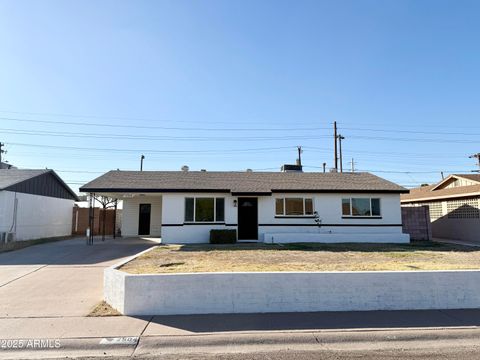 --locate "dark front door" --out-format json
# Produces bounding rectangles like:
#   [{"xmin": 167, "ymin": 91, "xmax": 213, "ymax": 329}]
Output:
[
  {"xmin": 238, "ymin": 197, "xmax": 258, "ymax": 240},
  {"xmin": 138, "ymin": 204, "xmax": 151, "ymax": 236}
]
